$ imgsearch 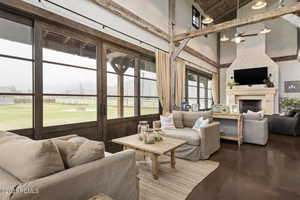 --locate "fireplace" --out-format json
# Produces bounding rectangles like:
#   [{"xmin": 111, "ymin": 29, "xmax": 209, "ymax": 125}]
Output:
[{"xmin": 239, "ymin": 100, "xmax": 262, "ymax": 113}]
